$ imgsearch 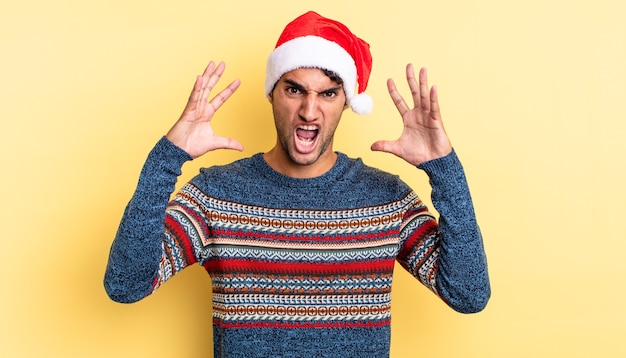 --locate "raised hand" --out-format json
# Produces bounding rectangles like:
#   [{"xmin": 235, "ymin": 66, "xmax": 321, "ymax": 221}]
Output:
[
  {"xmin": 371, "ymin": 64, "xmax": 452, "ymax": 166},
  {"xmin": 166, "ymin": 61, "xmax": 243, "ymax": 159}
]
